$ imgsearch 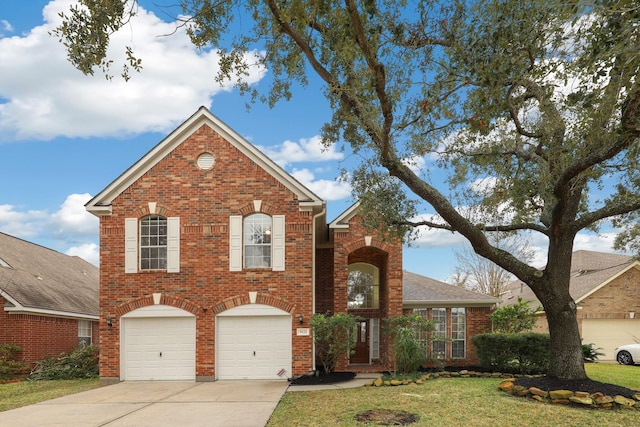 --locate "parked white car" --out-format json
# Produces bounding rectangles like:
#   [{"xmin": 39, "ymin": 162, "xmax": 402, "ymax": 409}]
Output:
[{"xmin": 614, "ymin": 343, "xmax": 640, "ymax": 365}]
